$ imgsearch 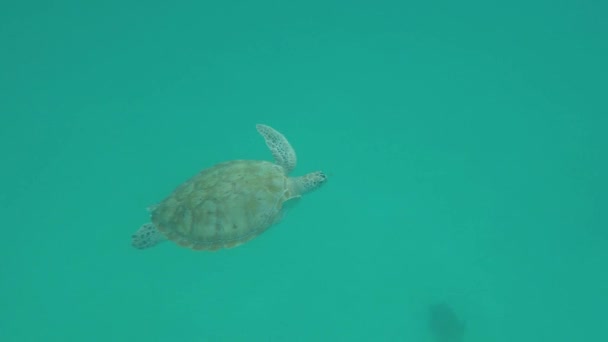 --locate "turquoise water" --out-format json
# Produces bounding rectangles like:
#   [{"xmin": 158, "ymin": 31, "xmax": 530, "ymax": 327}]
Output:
[{"xmin": 1, "ymin": 1, "xmax": 606, "ymax": 341}]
